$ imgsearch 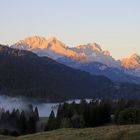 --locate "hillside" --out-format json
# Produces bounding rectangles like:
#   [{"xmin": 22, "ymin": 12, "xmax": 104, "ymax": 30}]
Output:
[
  {"xmin": 1, "ymin": 45, "xmax": 140, "ymax": 101},
  {"xmin": 1, "ymin": 125, "xmax": 140, "ymax": 140},
  {"xmin": 57, "ymin": 57, "xmax": 140, "ymax": 84},
  {"xmin": 0, "ymin": 44, "xmax": 113, "ymax": 102}
]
